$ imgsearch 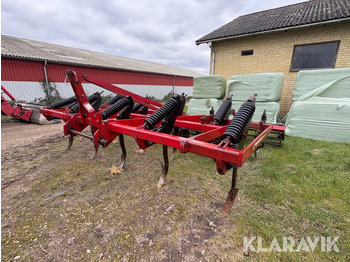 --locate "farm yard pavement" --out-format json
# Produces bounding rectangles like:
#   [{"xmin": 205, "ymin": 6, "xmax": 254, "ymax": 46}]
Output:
[{"xmin": 1, "ymin": 120, "xmax": 246, "ymax": 261}]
